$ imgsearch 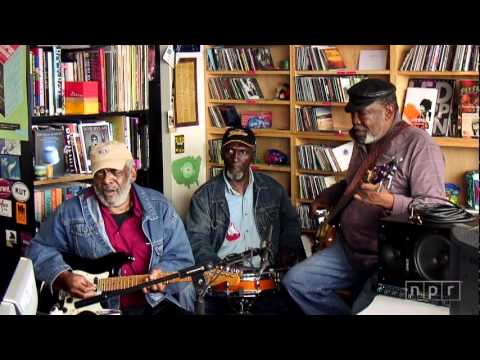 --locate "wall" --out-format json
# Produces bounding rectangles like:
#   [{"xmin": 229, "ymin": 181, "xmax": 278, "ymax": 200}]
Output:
[{"xmin": 159, "ymin": 45, "xmax": 206, "ymax": 220}]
